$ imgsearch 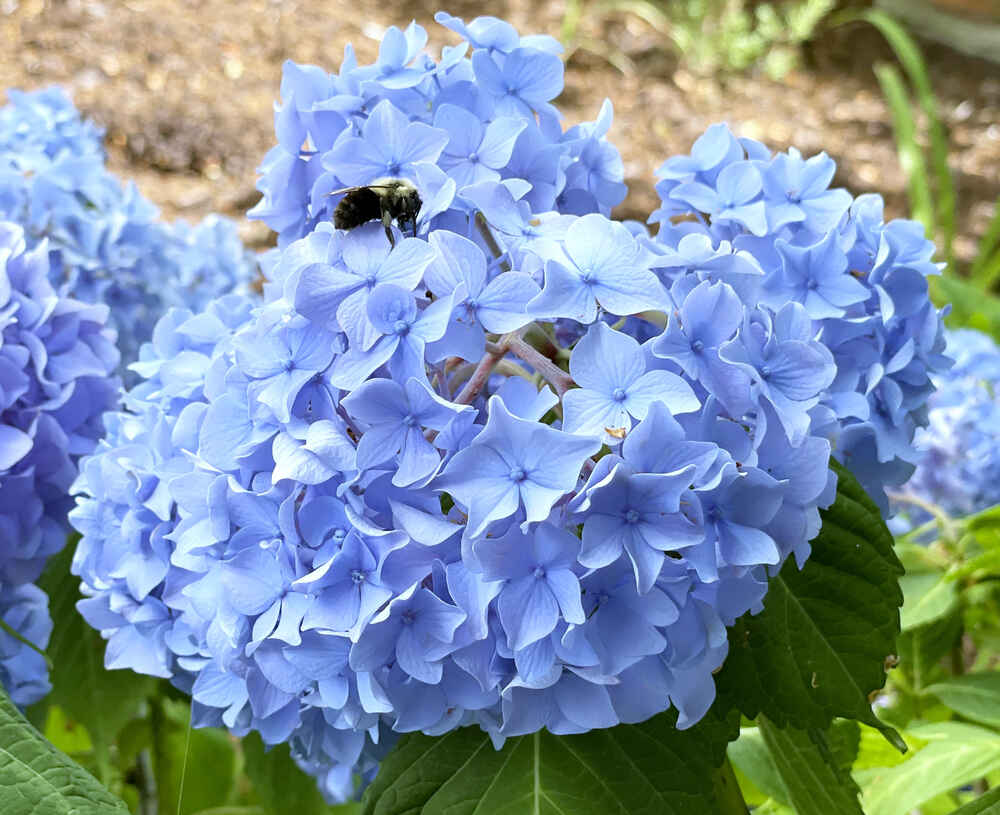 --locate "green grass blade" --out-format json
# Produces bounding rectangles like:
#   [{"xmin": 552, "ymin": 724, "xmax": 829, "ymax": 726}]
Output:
[
  {"xmin": 841, "ymin": 9, "xmax": 956, "ymax": 265},
  {"xmin": 874, "ymin": 62, "xmax": 935, "ymax": 236},
  {"xmin": 970, "ymin": 196, "xmax": 1000, "ymax": 286}
]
